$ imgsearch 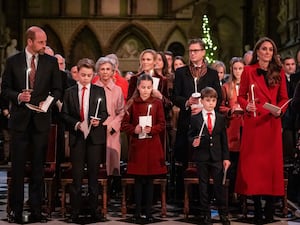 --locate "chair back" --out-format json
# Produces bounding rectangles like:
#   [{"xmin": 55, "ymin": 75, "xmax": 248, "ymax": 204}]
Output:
[{"xmin": 45, "ymin": 124, "xmax": 57, "ymax": 166}]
